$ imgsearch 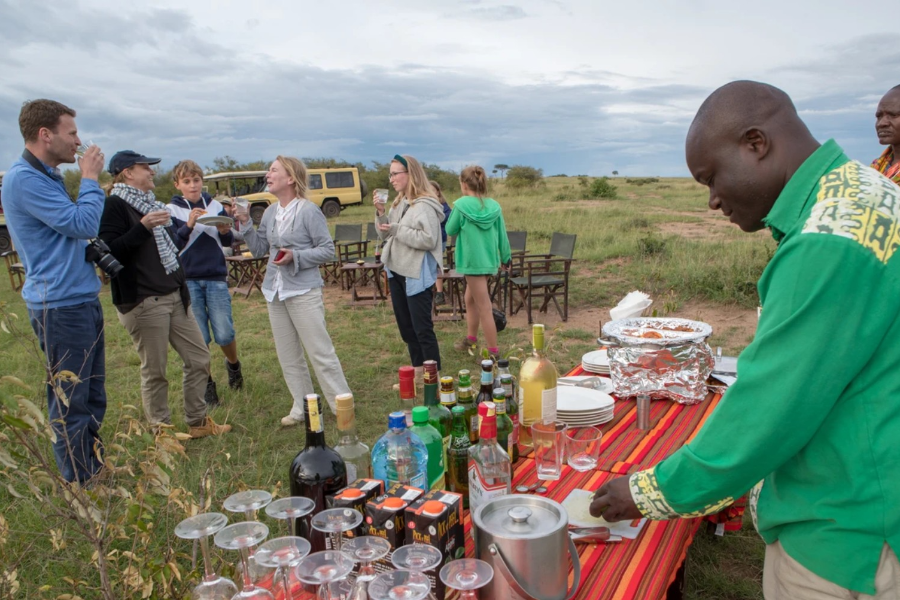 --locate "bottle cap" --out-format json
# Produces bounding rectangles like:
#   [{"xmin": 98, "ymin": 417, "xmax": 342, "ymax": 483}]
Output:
[
  {"xmin": 533, "ymin": 324, "xmax": 545, "ymax": 348},
  {"xmin": 481, "ymin": 359, "xmax": 494, "ymax": 369},
  {"xmin": 383, "ymin": 497, "xmax": 406, "ymax": 510},
  {"xmin": 500, "ymin": 374, "xmax": 512, "ymax": 383},
  {"xmin": 423, "ymin": 360, "xmax": 439, "ymax": 384},
  {"xmin": 399, "ymin": 366, "xmax": 415, "ymax": 380},
  {"xmin": 335, "ymin": 393, "xmax": 354, "ymax": 410},
  {"xmin": 399, "ymin": 366, "xmax": 415, "ymax": 397},
  {"xmin": 497, "ymin": 358, "xmax": 509, "ymax": 368},
  {"xmin": 422, "ymin": 501, "xmax": 445, "ymax": 516},
  {"xmin": 458, "ymin": 370, "xmax": 471, "ymax": 387},
  {"xmin": 412, "ymin": 406, "xmax": 429, "ymax": 424},
  {"xmin": 388, "ymin": 411, "xmax": 407, "ymax": 429},
  {"xmin": 493, "ymin": 388, "xmax": 505, "ymax": 399},
  {"xmin": 440, "ymin": 376, "xmax": 455, "ymax": 389},
  {"xmin": 451, "ymin": 405, "xmax": 466, "ymax": 415},
  {"xmin": 338, "ymin": 488, "xmax": 365, "ymax": 499}
]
